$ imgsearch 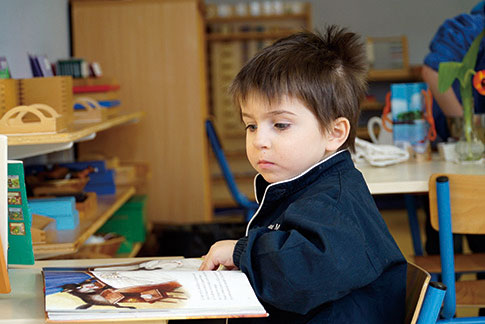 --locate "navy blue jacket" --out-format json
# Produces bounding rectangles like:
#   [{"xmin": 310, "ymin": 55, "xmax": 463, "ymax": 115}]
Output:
[{"xmin": 232, "ymin": 151, "xmax": 406, "ymax": 323}]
